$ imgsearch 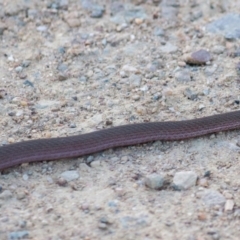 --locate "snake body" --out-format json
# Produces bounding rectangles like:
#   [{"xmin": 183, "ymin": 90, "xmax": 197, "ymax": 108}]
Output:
[{"xmin": 1, "ymin": 110, "xmax": 240, "ymax": 170}]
